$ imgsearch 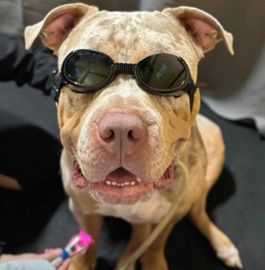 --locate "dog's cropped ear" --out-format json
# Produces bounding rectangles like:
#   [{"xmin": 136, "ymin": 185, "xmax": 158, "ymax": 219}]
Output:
[
  {"xmin": 163, "ymin": 6, "xmax": 234, "ymax": 55},
  {"xmin": 24, "ymin": 3, "xmax": 98, "ymax": 51}
]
